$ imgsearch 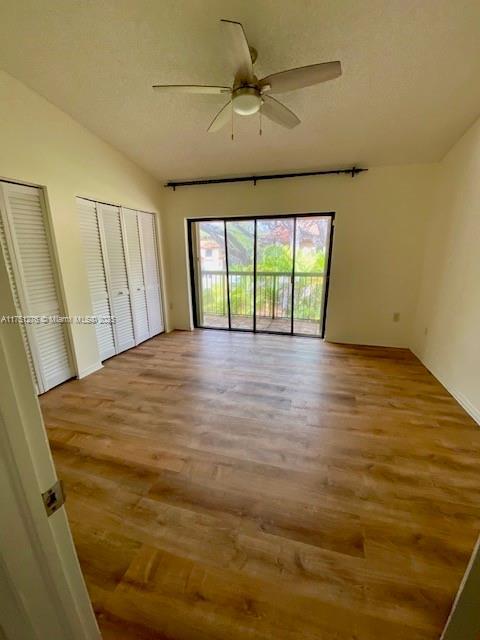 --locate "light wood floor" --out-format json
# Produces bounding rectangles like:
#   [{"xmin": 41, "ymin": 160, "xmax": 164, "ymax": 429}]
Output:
[{"xmin": 41, "ymin": 330, "xmax": 480, "ymax": 640}]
